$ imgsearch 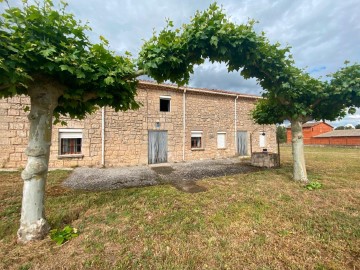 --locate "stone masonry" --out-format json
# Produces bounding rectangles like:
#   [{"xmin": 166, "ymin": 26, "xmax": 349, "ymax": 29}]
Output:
[{"xmin": 0, "ymin": 81, "xmax": 277, "ymax": 168}]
